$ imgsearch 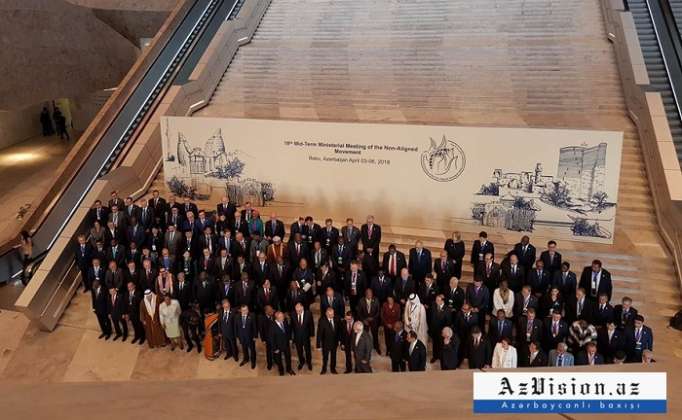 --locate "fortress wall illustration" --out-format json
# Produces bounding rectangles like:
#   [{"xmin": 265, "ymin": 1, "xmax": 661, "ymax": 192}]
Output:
[{"xmin": 161, "ymin": 117, "xmax": 623, "ymax": 244}]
